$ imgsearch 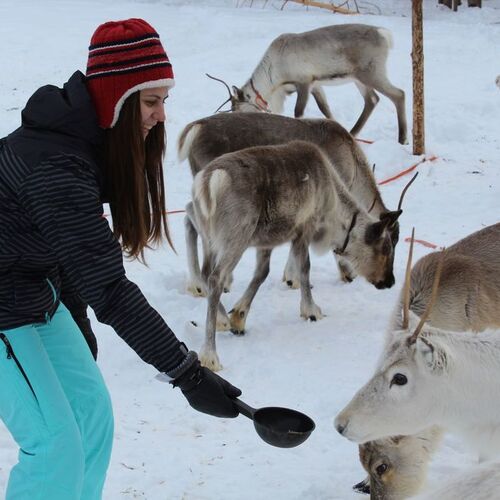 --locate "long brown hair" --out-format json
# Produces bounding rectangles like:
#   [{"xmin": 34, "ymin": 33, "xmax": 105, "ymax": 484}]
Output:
[{"xmin": 103, "ymin": 92, "xmax": 174, "ymax": 261}]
